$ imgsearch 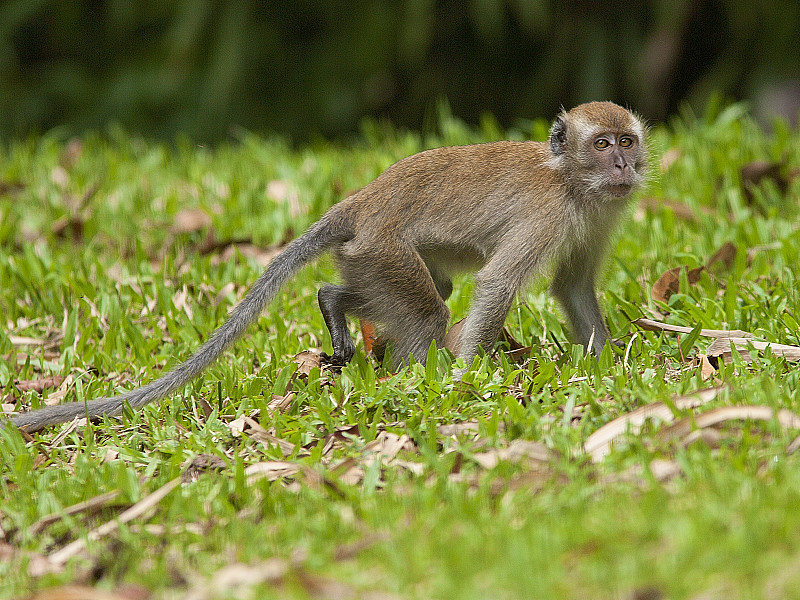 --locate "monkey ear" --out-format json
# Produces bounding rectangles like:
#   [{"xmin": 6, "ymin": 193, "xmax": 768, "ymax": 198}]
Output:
[{"xmin": 549, "ymin": 116, "xmax": 567, "ymax": 156}]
